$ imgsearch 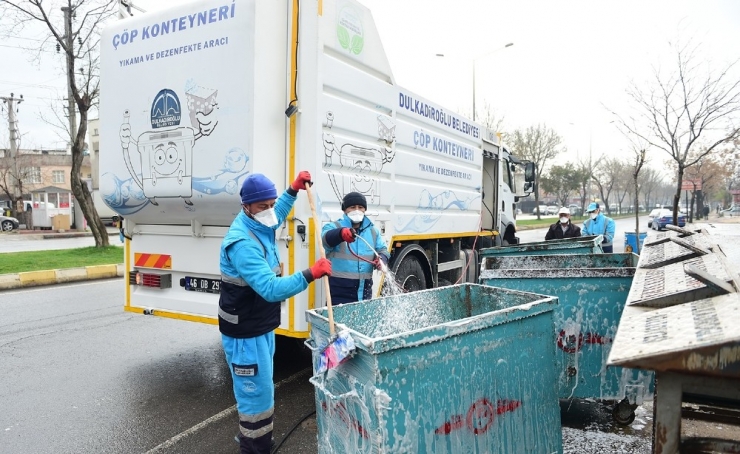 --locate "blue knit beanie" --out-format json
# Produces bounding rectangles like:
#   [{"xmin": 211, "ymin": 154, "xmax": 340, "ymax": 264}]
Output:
[{"xmin": 240, "ymin": 173, "xmax": 277, "ymax": 204}]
